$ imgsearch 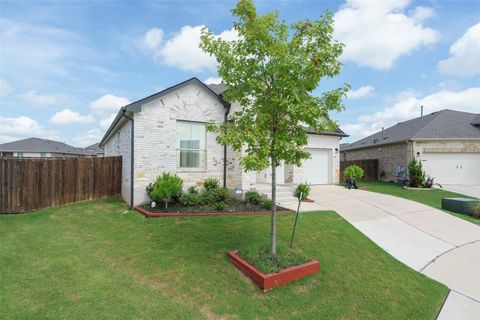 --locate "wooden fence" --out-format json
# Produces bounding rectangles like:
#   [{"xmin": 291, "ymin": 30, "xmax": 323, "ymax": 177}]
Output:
[
  {"xmin": 340, "ymin": 159, "xmax": 378, "ymax": 181},
  {"xmin": 0, "ymin": 156, "xmax": 122, "ymax": 213}
]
